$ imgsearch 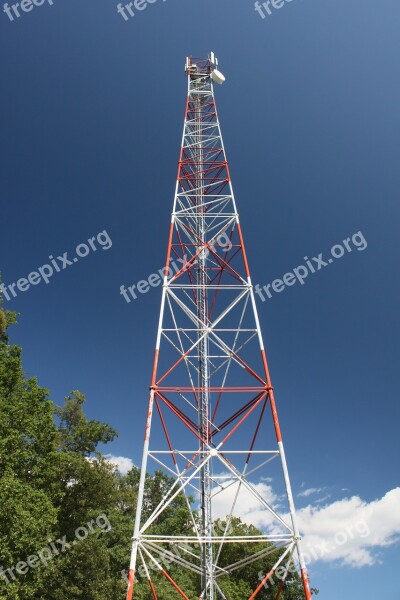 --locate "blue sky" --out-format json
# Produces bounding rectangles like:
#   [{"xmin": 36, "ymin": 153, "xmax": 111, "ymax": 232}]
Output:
[{"xmin": 1, "ymin": 0, "xmax": 399, "ymax": 597}]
